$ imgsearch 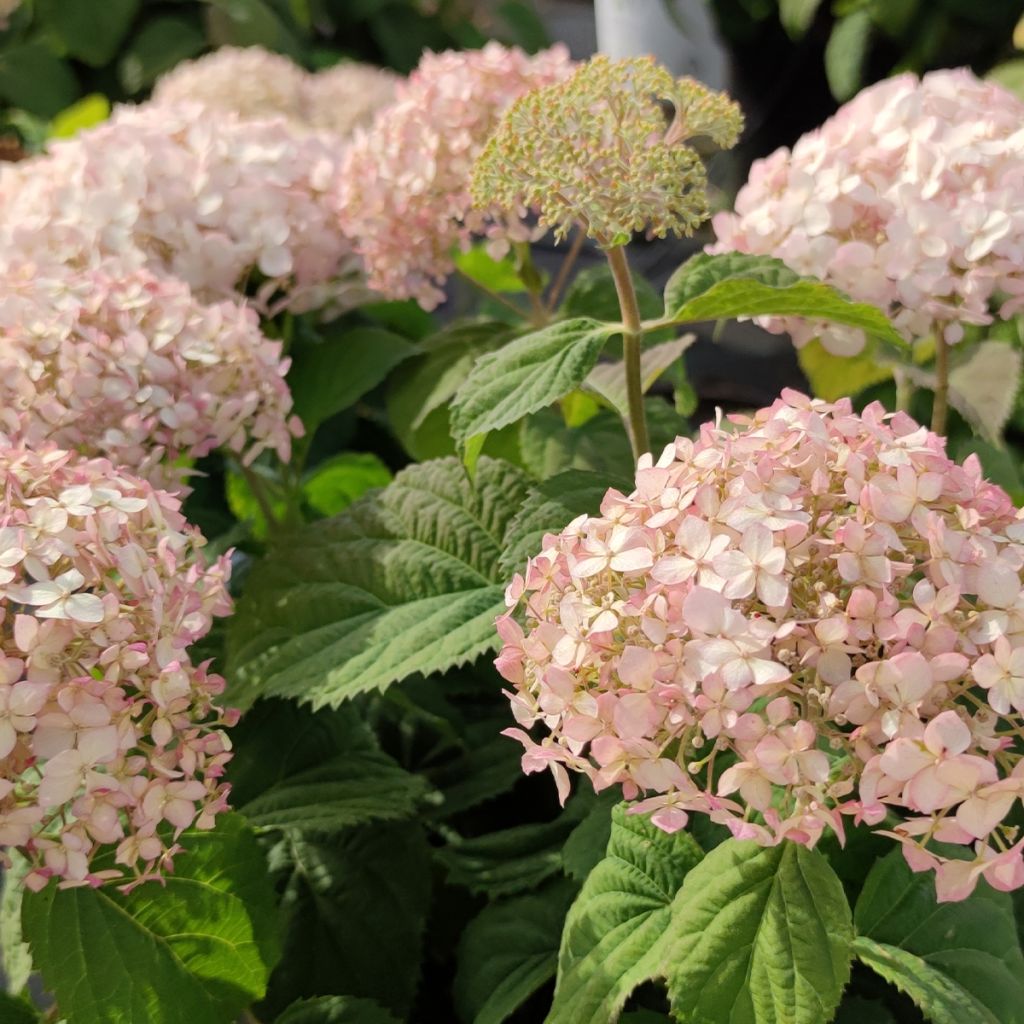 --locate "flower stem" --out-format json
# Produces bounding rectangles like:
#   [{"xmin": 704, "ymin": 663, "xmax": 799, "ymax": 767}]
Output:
[
  {"xmin": 931, "ymin": 335, "xmax": 950, "ymax": 435},
  {"xmin": 546, "ymin": 228, "xmax": 585, "ymax": 311},
  {"xmin": 893, "ymin": 366, "xmax": 914, "ymax": 413},
  {"xmin": 606, "ymin": 245, "xmax": 649, "ymax": 460}
]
